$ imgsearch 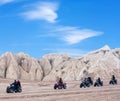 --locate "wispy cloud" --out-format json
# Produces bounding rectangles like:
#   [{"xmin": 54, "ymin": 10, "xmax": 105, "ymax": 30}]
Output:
[
  {"xmin": 39, "ymin": 26, "xmax": 103, "ymax": 44},
  {"xmin": 56, "ymin": 26, "xmax": 103, "ymax": 44},
  {"xmin": 0, "ymin": 0, "xmax": 14, "ymax": 5},
  {"xmin": 19, "ymin": 1, "xmax": 104, "ymax": 57},
  {"xmin": 21, "ymin": 2, "xmax": 58, "ymax": 23},
  {"xmin": 21, "ymin": 1, "xmax": 103, "ymax": 44}
]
